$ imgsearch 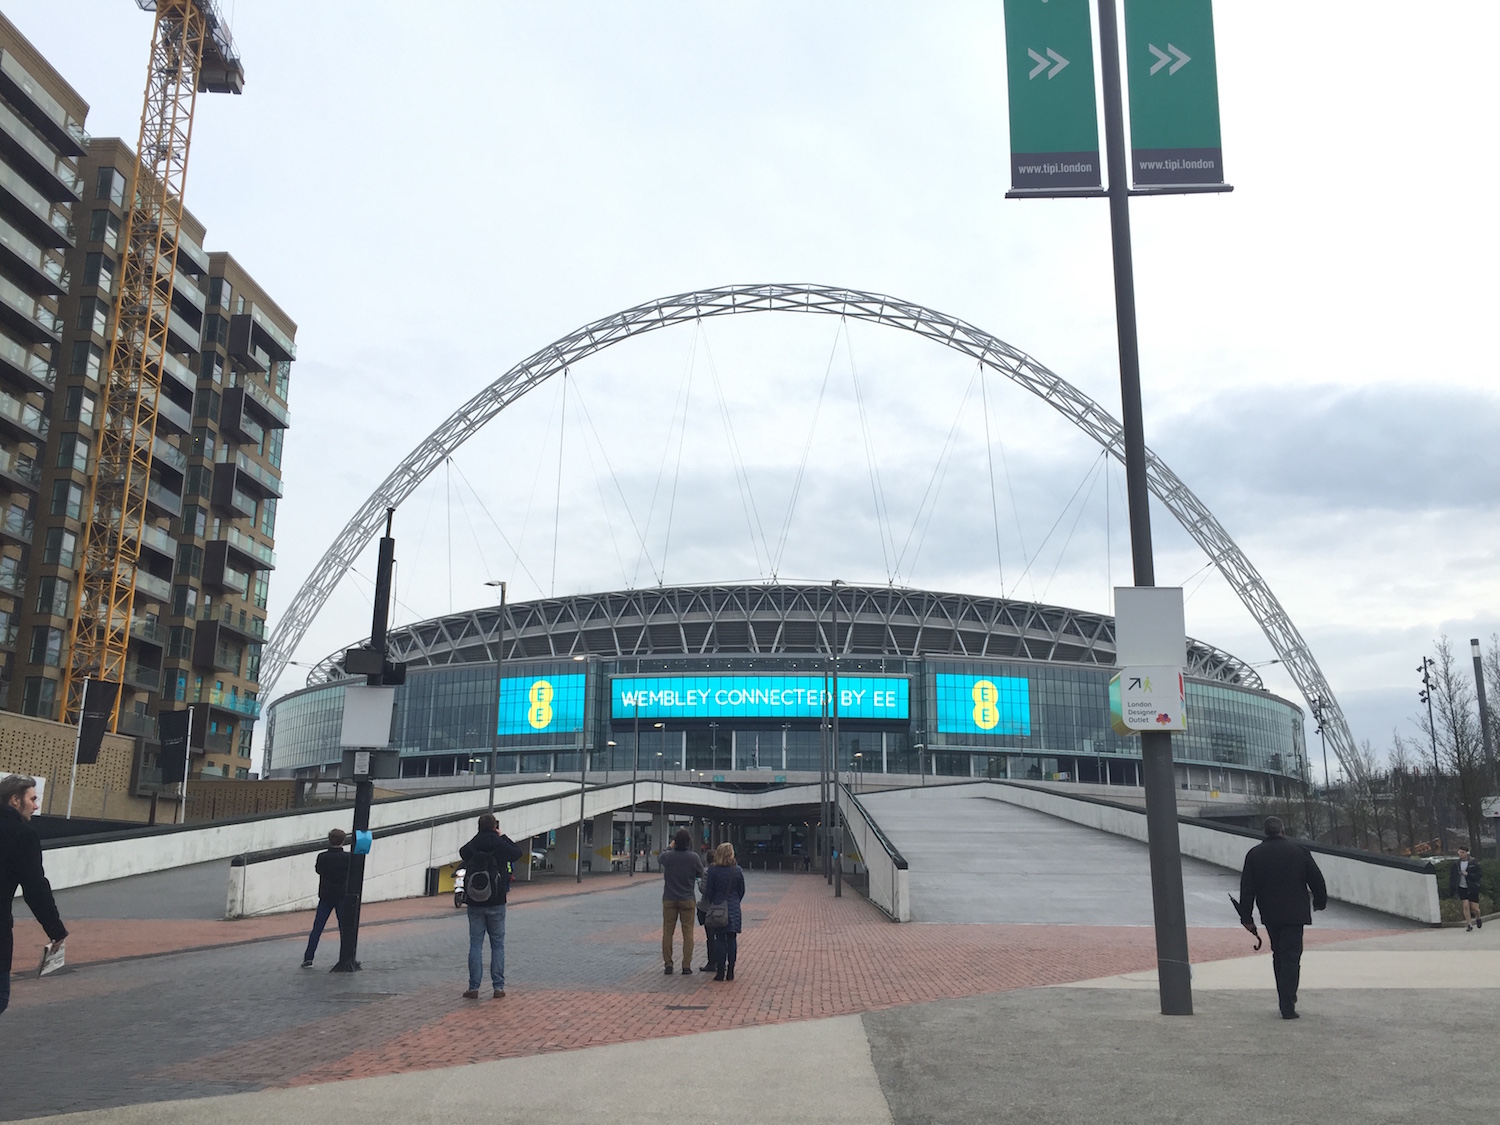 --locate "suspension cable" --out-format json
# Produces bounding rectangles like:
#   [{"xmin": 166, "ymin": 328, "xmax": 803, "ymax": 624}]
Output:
[
  {"xmin": 699, "ymin": 324, "xmax": 770, "ymax": 578},
  {"xmin": 635, "ymin": 322, "xmax": 699, "ymax": 587},
  {"xmin": 509, "ymin": 369, "xmax": 565, "ymax": 595},
  {"xmin": 843, "ymin": 324, "xmax": 896, "ymax": 581},
  {"xmin": 566, "ymin": 381, "xmax": 632, "ymax": 588},
  {"xmin": 1039, "ymin": 451, "xmax": 1107, "ymax": 604},
  {"xmin": 1011, "ymin": 449, "xmax": 1107, "ymax": 595},
  {"xmin": 979, "ymin": 365, "xmax": 1007, "ymax": 597},
  {"xmin": 571, "ymin": 378, "xmax": 660, "ymax": 585},
  {"xmin": 894, "ymin": 365, "xmax": 979, "ymax": 581},
  {"xmin": 773, "ymin": 320, "xmax": 842, "ymax": 578},
  {"xmin": 449, "ymin": 458, "xmax": 545, "ymax": 597}
]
